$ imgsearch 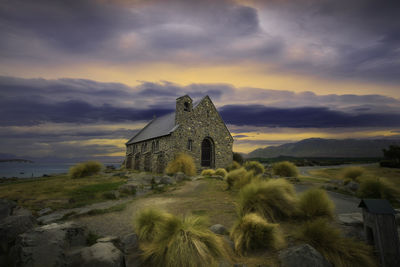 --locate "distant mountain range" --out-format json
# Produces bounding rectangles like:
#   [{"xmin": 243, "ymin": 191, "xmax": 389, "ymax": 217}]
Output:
[{"xmin": 247, "ymin": 138, "xmax": 400, "ymax": 158}]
